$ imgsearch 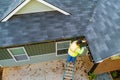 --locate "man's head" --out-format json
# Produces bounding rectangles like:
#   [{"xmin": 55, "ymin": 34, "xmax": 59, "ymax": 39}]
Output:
[{"xmin": 76, "ymin": 39, "xmax": 82, "ymax": 46}]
